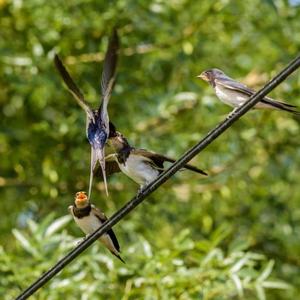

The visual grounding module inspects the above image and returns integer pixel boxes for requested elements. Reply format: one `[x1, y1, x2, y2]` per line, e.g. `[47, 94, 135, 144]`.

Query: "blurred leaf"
[45, 215, 72, 237]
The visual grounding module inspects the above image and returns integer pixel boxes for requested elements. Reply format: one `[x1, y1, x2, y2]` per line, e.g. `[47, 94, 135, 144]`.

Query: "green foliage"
[0, 0, 300, 299]
[0, 216, 291, 299]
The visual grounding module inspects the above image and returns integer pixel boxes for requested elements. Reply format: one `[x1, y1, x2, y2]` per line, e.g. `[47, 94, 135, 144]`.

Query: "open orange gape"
[75, 191, 88, 202]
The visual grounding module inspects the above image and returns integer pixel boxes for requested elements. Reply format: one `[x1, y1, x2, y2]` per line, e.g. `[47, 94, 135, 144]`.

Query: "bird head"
[74, 191, 89, 208]
[197, 69, 225, 86]
[108, 130, 130, 151]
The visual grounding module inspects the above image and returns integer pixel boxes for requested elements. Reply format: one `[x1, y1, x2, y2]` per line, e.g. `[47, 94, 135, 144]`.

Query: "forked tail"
[96, 148, 109, 196]
[89, 147, 109, 198]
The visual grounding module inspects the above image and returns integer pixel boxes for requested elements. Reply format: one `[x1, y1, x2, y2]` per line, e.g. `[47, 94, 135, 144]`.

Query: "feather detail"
[54, 54, 95, 122]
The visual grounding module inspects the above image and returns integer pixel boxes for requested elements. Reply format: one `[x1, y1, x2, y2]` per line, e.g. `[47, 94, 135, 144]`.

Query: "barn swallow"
[94, 124, 207, 194]
[69, 191, 125, 263]
[54, 29, 119, 197]
[198, 68, 300, 114]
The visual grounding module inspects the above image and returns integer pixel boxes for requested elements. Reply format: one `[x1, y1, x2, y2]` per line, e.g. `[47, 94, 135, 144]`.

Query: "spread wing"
[99, 28, 119, 117]
[93, 160, 121, 178]
[132, 149, 208, 175]
[54, 55, 94, 120]
[91, 206, 120, 252]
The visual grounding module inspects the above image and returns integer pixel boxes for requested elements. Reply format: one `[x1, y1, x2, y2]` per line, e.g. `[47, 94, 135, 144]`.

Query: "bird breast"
[74, 214, 116, 251]
[215, 85, 249, 107]
[118, 154, 160, 186]
[74, 213, 102, 235]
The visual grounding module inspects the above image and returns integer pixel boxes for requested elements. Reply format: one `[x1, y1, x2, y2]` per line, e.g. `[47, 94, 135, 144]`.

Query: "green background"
[1, 0, 300, 299]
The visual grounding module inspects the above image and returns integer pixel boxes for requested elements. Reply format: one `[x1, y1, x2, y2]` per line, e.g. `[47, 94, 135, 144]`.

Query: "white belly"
[119, 154, 160, 187]
[74, 214, 102, 235]
[215, 85, 249, 107]
[73, 214, 117, 253]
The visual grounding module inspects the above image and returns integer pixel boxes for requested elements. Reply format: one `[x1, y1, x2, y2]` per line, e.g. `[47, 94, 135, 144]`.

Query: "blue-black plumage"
[54, 29, 119, 197]
[87, 119, 108, 150]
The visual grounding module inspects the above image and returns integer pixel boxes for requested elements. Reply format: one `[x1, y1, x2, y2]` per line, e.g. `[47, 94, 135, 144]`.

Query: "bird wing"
[68, 205, 74, 216]
[216, 77, 299, 113]
[132, 149, 208, 175]
[131, 149, 165, 170]
[215, 77, 254, 97]
[99, 29, 119, 120]
[93, 160, 121, 178]
[54, 54, 94, 120]
[91, 205, 107, 221]
[91, 206, 121, 252]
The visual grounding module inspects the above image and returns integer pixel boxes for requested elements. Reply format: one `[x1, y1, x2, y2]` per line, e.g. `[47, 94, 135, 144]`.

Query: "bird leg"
[226, 106, 240, 120]
[76, 234, 91, 245]
[136, 187, 144, 197]
[136, 183, 150, 197]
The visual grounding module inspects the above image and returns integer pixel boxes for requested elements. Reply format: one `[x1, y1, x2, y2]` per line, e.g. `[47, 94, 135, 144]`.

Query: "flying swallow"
[54, 29, 119, 197]
[69, 191, 125, 263]
[198, 68, 300, 114]
[94, 124, 208, 194]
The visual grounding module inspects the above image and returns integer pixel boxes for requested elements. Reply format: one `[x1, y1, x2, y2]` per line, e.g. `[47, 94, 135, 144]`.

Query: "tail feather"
[261, 98, 300, 115]
[183, 164, 208, 176]
[96, 148, 109, 196]
[161, 155, 208, 176]
[88, 148, 97, 199]
[112, 252, 125, 263]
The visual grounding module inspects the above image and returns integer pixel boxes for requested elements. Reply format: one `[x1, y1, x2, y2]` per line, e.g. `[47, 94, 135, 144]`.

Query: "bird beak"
[75, 191, 88, 204]
[197, 73, 206, 80]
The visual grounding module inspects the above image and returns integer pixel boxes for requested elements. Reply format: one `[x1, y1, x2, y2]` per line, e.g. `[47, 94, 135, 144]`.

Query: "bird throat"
[73, 204, 92, 219]
[209, 78, 216, 88]
[116, 145, 131, 164]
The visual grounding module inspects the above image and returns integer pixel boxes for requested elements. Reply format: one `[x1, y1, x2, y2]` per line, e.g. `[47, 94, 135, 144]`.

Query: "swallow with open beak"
[198, 68, 300, 114]
[69, 191, 125, 263]
[54, 29, 119, 197]
[94, 123, 208, 194]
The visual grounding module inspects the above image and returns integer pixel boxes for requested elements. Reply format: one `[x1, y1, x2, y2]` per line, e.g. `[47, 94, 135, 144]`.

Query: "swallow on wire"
[54, 29, 119, 197]
[94, 123, 208, 194]
[69, 191, 125, 263]
[198, 68, 300, 115]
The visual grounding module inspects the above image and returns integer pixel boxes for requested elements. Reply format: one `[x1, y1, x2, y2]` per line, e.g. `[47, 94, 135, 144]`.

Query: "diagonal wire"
[16, 55, 300, 300]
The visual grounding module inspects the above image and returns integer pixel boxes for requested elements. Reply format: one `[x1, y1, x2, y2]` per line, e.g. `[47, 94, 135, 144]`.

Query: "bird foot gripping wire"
[136, 186, 146, 197]
[226, 106, 240, 120]
[76, 234, 91, 246]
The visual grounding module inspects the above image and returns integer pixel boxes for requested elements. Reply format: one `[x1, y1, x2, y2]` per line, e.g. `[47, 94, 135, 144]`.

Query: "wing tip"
[200, 170, 208, 176]
[114, 253, 126, 264]
[111, 27, 119, 47]
[293, 110, 300, 116]
[185, 164, 208, 176]
[54, 53, 62, 67]
[194, 168, 208, 176]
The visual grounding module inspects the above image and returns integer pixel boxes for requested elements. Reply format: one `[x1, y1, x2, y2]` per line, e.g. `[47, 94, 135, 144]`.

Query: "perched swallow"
[54, 29, 119, 197]
[94, 124, 208, 193]
[198, 68, 300, 114]
[69, 191, 125, 263]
